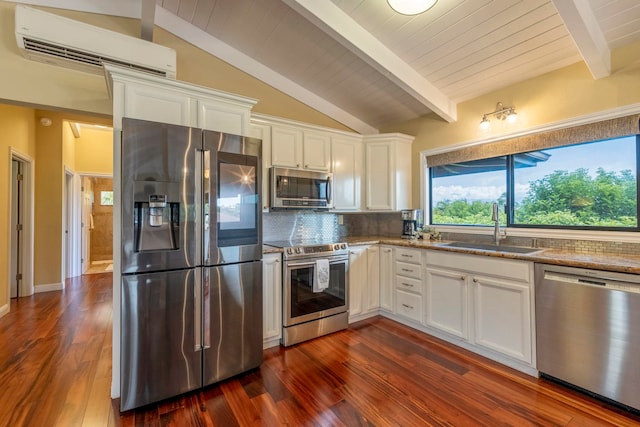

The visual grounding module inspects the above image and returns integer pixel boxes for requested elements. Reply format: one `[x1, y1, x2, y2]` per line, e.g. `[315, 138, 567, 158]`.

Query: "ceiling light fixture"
[387, 0, 437, 15]
[479, 102, 518, 129]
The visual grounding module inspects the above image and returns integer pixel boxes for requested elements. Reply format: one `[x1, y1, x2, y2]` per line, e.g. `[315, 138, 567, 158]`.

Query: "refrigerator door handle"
[194, 268, 202, 351]
[203, 267, 211, 349]
[200, 149, 211, 265]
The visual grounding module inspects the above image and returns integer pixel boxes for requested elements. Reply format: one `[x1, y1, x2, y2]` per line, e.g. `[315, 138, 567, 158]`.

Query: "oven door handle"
[286, 258, 347, 268]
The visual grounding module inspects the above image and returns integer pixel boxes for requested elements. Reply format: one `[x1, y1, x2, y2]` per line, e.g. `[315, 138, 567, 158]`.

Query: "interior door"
[10, 160, 22, 298]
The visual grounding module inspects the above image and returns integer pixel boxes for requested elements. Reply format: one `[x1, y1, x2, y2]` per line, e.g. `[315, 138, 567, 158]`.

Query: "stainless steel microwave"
[270, 167, 333, 210]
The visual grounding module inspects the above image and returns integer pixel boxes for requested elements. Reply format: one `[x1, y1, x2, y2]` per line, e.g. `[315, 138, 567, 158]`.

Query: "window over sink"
[428, 135, 639, 231]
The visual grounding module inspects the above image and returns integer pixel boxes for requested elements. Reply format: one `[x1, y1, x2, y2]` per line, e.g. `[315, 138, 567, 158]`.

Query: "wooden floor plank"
[2, 272, 640, 426]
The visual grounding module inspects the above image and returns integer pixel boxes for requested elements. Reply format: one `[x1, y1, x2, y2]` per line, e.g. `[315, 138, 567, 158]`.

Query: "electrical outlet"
[338, 215, 344, 225]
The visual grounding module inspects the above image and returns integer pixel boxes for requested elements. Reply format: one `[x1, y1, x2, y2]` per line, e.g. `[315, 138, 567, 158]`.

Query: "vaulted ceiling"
[11, 0, 640, 133]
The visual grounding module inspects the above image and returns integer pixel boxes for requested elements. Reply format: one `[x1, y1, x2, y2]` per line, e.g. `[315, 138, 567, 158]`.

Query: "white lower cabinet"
[349, 245, 380, 322]
[379, 246, 394, 312]
[393, 247, 423, 323]
[472, 274, 532, 363]
[262, 252, 282, 348]
[424, 267, 469, 340]
[425, 250, 534, 367]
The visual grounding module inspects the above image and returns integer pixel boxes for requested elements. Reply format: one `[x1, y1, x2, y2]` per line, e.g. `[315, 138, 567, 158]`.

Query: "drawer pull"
[401, 254, 412, 257]
[401, 268, 413, 272]
[402, 303, 414, 310]
[401, 282, 414, 287]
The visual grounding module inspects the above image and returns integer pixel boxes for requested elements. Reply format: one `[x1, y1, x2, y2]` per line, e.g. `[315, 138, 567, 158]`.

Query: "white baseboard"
[35, 282, 64, 293]
[0, 303, 9, 318]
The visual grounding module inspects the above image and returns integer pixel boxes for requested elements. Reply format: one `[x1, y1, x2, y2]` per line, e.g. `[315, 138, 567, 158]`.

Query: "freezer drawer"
[120, 269, 201, 411]
[203, 261, 263, 386]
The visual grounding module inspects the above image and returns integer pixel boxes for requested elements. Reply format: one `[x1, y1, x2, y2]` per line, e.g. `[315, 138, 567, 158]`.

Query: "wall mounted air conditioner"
[15, 5, 177, 79]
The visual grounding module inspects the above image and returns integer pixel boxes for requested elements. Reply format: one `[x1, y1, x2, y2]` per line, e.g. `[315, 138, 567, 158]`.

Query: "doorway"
[81, 176, 114, 275]
[9, 152, 34, 299]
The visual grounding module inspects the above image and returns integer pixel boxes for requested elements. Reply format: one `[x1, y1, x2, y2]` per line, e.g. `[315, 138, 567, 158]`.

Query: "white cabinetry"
[107, 65, 256, 134]
[364, 134, 413, 211]
[379, 246, 394, 312]
[331, 135, 363, 211]
[271, 125, 331, 171]
[348, 245, 380, 322]
[262, 252, 282, 349]
[394, 247, 423, 323]
[473, 275, 532, 363]
[424, 267, 469, 340]
[249, 123, 272, 211]
[425, 250, 534, 366]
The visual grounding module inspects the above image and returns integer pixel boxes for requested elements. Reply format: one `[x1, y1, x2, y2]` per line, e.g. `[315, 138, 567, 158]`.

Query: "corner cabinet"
[364, 134, 413, 211]
[262, 252, 282, 349]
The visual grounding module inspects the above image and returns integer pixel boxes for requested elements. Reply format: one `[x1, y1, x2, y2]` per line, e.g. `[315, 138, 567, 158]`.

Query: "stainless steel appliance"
[120, 118, 263, 411]
[535, 263, 640, 411]
[269, 167, 333, 210]
[266, 240, 349, 346]
[401, 209, 423, 238]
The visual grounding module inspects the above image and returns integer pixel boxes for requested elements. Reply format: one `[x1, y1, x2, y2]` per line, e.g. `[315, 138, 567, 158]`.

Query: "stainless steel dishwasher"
[535, 263, 640, 411]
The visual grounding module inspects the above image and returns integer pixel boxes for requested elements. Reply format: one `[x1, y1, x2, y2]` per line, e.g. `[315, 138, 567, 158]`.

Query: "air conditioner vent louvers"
[22, 37, 169, 78]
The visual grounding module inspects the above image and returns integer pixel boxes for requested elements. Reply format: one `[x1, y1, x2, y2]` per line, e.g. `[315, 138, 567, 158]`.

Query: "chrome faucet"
[492, 202, 506, 245]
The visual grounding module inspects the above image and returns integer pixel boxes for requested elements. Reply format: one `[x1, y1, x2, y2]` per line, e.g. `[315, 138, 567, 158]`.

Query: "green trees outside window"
[430, 136, 638, 230]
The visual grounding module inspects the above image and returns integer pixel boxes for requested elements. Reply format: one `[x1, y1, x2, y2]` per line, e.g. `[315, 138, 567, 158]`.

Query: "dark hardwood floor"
[1, 272, 640, 426]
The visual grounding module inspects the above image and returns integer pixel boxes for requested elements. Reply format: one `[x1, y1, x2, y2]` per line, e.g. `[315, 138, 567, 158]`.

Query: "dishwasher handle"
[544, 270, 640, 293]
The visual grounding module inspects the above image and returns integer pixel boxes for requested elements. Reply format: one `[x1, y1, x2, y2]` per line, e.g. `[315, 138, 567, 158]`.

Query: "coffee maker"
[401, 209, 424, 239]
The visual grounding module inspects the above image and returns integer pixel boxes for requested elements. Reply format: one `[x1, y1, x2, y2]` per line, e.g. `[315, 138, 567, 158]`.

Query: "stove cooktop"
[264, 239, 348, 258]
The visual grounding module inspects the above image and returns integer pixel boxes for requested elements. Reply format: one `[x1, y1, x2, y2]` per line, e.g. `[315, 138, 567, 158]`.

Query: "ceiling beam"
[551, 0, 610, 79]
[140, 0, 155, 41]
[282, 0, 457, 123]
[154, 7, 378, 134]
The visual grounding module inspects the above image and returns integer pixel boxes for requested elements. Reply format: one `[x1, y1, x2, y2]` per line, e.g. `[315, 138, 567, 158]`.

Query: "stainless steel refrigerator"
[119, 118, 263, 411]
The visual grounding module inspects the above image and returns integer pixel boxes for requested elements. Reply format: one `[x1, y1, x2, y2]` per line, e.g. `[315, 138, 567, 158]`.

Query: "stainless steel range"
[265, 240, 349, 346]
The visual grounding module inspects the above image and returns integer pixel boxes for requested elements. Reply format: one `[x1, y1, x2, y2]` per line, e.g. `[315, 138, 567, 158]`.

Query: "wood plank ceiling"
[153, 0, 640, 133]
[12, 0, 640, 133]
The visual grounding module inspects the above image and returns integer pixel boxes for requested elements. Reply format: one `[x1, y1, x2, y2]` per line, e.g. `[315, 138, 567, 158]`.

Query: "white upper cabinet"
[303, 131, 331, 171]
[271, 125, 303, 168]
[271, 124, 331, 171]
[364, 134, 413, 211]
[331, 135, 363, 211]
[106, 65, 257, 135]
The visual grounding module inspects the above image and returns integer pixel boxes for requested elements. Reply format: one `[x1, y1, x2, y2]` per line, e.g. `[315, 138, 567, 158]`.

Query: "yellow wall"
[74, 127, 113, 175]
[0, 104, 36, 310]
[382, 40, 640, 206]
[34, 110, 64, 287]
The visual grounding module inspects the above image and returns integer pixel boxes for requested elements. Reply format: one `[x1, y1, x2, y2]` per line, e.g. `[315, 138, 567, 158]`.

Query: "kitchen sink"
[437, 241, 542, 254]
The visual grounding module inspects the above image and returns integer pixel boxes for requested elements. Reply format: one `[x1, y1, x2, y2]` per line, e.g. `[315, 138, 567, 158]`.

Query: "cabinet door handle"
[460, 276, 465, 281]
[473, 278, 478, 283]
[275, 259, 280, 263]
[402, 303, 414, 310]
[297, 164, 300, 168]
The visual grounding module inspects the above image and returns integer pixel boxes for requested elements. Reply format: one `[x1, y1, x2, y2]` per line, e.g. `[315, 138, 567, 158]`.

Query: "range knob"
[340, 243, 347, 249]
[295, 247, 302, 254]
[333, 244, 340, 250]
[286, 248, 294, 255]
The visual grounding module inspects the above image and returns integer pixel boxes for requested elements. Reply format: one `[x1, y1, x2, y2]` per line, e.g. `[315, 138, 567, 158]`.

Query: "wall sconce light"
[387, 0, 437, 15]
[479, 102, 517, 130]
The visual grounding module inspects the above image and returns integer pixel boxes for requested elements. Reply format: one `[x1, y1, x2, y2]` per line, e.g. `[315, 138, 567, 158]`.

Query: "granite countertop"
[346, 236, 640, 275]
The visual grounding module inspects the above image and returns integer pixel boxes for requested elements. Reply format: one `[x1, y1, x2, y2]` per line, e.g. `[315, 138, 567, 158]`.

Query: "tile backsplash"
[262, 211, 404, 242]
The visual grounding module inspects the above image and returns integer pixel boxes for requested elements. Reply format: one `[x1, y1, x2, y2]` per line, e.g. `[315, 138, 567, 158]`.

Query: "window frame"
[428, 135, 640, 232]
